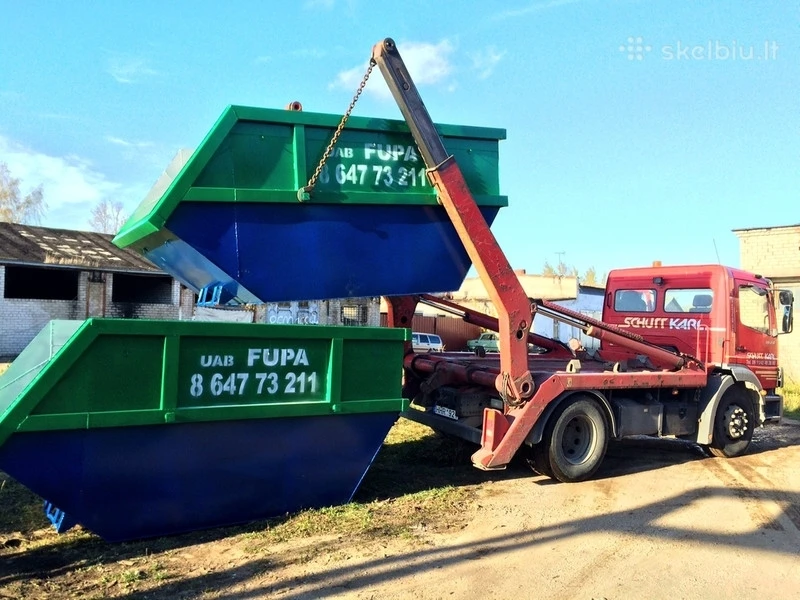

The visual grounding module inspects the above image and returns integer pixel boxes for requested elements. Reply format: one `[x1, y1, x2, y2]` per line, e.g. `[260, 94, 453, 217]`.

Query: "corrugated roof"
[0, 222, 160, 272]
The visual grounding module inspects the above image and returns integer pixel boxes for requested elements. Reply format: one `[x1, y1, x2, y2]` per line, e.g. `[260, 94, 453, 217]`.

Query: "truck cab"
[602, 264, 794, 419]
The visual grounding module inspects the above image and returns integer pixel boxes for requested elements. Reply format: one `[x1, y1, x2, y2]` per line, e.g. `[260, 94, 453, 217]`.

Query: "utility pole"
[555, 251, 566, 275]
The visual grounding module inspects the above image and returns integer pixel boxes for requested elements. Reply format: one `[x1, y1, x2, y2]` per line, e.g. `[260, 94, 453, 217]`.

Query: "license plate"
[433, 405, 458, 420]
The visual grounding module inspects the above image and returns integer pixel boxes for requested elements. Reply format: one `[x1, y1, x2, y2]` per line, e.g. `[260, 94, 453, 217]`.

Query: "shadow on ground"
[73, 486, 800, 599]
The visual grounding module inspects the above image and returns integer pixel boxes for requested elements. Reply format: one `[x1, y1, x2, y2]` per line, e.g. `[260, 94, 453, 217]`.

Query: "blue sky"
[0, 0, 797, 278]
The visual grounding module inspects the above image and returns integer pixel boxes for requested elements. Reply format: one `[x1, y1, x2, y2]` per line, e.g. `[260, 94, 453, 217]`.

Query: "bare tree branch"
[0, 162, 47, 224]
[88, 198, 128, 234]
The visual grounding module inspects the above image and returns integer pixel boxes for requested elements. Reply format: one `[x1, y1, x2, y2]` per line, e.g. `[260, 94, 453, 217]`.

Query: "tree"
[542, 260, 578, 278]
[89, 199, 128, 234]
[542, 261, 606, 286]
[582, 266, 599, 286]
[0, 162, 46, 225]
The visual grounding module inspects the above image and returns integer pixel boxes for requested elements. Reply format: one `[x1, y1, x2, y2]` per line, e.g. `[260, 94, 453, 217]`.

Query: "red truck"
[369, 38, 795, 482]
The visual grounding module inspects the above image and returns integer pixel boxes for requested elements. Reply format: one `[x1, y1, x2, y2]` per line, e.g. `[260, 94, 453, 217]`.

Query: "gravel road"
[270, 420, 800, 600]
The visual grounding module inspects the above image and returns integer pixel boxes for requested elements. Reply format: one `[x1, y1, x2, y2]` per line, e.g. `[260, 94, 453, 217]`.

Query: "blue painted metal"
[0, 413, 396, 542]
[197, 281, 239, 306]
[160, 203, 501, 302]
[43, 501, 76, 533]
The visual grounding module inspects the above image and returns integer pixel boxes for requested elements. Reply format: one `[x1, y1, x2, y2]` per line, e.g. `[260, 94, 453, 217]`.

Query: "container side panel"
[340, 339, 405, 403]
[191, 121, 500, 199]
[166, 203, 500, 301]
[32, 335, 166, 416]
[195, 122, 295, 190]
[0, 321, 83, 419]
[176, 336, 331, 408]
[0, 413, 398, 541]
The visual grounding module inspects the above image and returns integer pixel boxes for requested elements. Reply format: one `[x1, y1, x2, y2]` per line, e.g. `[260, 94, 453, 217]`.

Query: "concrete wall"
[735, 225, 800, 386]
[447, 272, 579, 318]
[531, 290, 604, 351]
[192, 299, 380, 327]
[322, 298, 381, 327]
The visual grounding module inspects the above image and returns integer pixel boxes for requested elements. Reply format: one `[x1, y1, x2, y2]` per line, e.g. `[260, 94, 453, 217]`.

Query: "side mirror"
[778, 289, 794, 334]
[783, 306, 794, 334]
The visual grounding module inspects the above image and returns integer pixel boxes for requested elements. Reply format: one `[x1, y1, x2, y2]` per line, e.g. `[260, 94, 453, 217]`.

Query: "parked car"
[467, 332, 546, 355]
[412, 332, 445, 353]
[467, 332, 500, 352]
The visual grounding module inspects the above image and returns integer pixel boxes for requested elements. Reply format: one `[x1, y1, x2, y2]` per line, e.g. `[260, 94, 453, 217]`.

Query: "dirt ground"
[2, 419, 800, 600]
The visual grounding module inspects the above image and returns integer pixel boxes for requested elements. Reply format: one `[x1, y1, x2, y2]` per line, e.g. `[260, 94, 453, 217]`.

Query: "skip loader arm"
[372, 38, 534, 405]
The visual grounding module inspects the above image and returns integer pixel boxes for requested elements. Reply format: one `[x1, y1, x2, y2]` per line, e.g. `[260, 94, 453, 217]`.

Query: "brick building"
[0, 222, 194, 357]
[0, 222, 380, 358]
[734, 223, 800, 385]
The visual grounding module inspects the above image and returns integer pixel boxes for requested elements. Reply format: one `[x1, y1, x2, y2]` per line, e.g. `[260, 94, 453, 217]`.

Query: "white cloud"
[106, 136, 154, 149]
[330, 39, 456, 99]
[106, 54, 159, 84]
[0, 135, 147, 232]
[470, 46, 506, 79]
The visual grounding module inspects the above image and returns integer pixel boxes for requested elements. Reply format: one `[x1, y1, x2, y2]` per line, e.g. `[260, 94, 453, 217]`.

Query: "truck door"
[730, 281, 779, 389]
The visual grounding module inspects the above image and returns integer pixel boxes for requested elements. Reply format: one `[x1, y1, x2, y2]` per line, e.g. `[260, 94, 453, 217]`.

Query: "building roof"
[732, 223, 800, 233]
[0, 222, 161, 273]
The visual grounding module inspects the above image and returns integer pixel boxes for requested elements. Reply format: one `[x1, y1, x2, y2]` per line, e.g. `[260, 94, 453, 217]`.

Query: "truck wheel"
[709, 388, 755, 458]
[527, 442, 554, 478]
[532, 396, 608, 483]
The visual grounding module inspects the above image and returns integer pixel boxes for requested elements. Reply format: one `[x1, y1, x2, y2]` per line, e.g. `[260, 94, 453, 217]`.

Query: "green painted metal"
[114, 105, 506, 249]
[0, 319, 409, 446]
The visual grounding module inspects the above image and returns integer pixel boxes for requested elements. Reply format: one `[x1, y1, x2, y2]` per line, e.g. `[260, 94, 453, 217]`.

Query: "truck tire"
[531, 396, 608, 483]
[709, 387, 755, 458]
[527, 442, 554, 478]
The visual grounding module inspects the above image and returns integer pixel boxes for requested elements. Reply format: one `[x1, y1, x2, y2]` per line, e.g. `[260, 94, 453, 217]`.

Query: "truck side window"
[613, 289, 654, 312]
[664, 288, 713, 313]
[738, 285, 769, 334]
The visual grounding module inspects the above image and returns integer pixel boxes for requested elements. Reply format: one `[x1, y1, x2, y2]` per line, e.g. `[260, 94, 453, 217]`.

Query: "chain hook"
[298, 59, 376, 202]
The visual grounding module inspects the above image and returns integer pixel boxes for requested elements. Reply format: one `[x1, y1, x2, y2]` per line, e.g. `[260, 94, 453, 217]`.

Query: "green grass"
[248, 418, 488, 549]
[783, 385, 800, 419]
[0, 473, 50, 533]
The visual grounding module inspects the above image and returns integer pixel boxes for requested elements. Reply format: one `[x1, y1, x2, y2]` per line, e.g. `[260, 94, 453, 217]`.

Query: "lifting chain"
[499, 371, 525, 409]
[299, 59, 376, 200]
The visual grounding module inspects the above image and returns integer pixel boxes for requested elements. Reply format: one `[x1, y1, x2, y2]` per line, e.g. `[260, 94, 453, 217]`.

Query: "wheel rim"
[560, 415, 597, 465]
[724, 404, 750, 440]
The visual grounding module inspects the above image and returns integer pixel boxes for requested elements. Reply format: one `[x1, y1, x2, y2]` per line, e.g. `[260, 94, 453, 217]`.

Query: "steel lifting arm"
[418, 294, 572, 356]
[372, 38, 534, 404]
